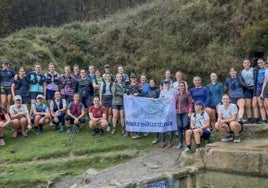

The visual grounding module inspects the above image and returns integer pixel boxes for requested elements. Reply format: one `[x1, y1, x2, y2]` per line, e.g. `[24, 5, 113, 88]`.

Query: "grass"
[0, 125, 156, 188]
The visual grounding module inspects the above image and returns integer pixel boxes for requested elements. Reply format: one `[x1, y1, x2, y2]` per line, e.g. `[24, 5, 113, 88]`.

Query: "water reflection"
[140, 171, 268, 188]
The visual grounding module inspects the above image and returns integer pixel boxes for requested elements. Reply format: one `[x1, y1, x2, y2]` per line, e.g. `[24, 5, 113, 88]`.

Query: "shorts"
[0, 86, 11, 95]
[244, 88, 254, 99]
[254, 90, 262, 97]
[102, 95, 113, 108]
[46, 89, 56, 100]
[112, 105, 123, 111]
[201, 130, 211, 139]
[230, 97, 243, 104]
[52, 112, 66, 123]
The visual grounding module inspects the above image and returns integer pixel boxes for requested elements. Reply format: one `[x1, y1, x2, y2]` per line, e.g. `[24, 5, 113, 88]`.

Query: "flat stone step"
[201, 139, 268, 176]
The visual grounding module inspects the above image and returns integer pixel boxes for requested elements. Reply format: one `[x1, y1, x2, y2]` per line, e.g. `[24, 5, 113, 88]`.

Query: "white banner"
[123, 96, 177, 132]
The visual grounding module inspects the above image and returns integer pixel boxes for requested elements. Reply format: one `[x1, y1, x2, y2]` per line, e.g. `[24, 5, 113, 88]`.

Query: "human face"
[19, 68, 26, 76]
[257, 59, 265, 68]
[179, 83, 185, 92]
[73, 66, 79, 74]
[140, 76, 146, 84]
[116, 74, 123, 83]
[118, 67, 124, 74]
[229, 68, 237, 78]
[164, 82, 171, 89]
[54, 92, 61, 100]
[49, 65, 55, 73]
[210, 73, 217, 83]
[95, 70, 100, 78]
[15, 99, 22, 107]
[105, 74, 111, 81]
[193, 77, 201, 87]
[175, 72, 182, 81]
[93, 98, 100, 106]
[194, 104, 202, 112]
[222, 95, 230, 106]
[149, 80, 155, 87]
[243, 60, 251, 70]
[35, 64, 41, 73]
[64, 66, 71, 74]
[80, 70, 86, 78]
[2, 63, 9, 69]
[88, 66, 95, 74]
[165, 71, 171, 79]
[73, 94, 80, 102]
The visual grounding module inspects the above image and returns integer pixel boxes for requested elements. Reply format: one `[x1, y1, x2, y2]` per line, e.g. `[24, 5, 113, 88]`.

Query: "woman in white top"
[215, 94, 242, 143]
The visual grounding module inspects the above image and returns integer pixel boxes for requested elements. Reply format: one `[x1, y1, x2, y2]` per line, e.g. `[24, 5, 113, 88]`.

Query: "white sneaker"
[234, 136, 241, 143]
[221, 135, 233, 142]
[106, 126, 111, 132]
[152, 137, 159, 144]
[184, 147, 191, 153]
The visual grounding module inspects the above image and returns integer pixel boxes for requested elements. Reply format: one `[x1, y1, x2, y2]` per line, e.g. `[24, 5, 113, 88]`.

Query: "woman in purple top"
[189, 76, 214, 129]
[225, 67, 245, 123]
[175, 82, 192, 149]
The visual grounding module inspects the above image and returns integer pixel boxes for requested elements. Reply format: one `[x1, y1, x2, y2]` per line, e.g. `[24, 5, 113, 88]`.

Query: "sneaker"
[66, 128, 71, 134]
[92, 129, 97, 136]
[21, 131, 28, 137]
[152, 137, 159, 144]
[106, 126, 111, 132]
[75, 127, 80, 133]
[176, 143, 183, 149]
[59, 125, 64, 132]
[143, 132, 149, 137]
[111, 128, 116, 135]
[35, 128, 41, 135]
[234, 135, 241, 143]
[160, 142, 166, 148]
[123, 132, 129, 138]
[55, 124, 59, 130]
[0, 139, 5, 146]
[184, 147, 191, 153]
[168, 142, 173, 148]
[12, 131, 18, 138]
[99, 129, 104, 135]
[121, 129, 125, 135]
[221, 135, 233, 142]
[132, 134, 142, 139]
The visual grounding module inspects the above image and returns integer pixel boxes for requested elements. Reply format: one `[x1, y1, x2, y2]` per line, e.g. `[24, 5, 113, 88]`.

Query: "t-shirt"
[10, 104, 29, 114]
[50, 99, 67, 115]
[218, 103, 238, 120]
[88, 105, 106, 118]
[191, 111, 210, 131]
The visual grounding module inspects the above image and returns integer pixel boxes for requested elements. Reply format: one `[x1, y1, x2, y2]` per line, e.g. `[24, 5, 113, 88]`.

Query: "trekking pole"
[65, 125, 76, 146]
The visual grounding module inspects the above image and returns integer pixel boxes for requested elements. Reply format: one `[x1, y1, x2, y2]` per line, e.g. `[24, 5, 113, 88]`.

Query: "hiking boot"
[111, 128, 116, 135]
[66, 128, 71, 134]
[152, 137, 159, 144]
[176, 143, 183, 149]
[121, 129, 125, 135]
[75, 127, 80, 133]
[21, 131, 28, 137]
[12, 131, 18, 138]
[221, 135, 233, 142]
[59, 125, 64, 132]
[234, 135, 241, 143]
[0, 139, 5, 146]
[99, 129, 104, 136]
[143, 132, 149, 137]
[183, 147, 191, 153]
[160, 142, 166, 148]
[123, 132, 129, 138]
[55, 124, 59, 130]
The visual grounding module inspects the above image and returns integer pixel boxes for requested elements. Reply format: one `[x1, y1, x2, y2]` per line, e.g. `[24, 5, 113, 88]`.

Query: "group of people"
[0, 58, 266, 152]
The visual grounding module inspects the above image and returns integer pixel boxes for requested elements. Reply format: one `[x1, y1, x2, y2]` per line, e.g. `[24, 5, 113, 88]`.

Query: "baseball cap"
[195, 101, 205, 107]
[104, 64, 110, 68]
[36, 94, 45, 99]
[130, 73, 136, 78]
[163, 79, 171, 83]
[14, 95, 22, 101]
[2, 59, 9, 65]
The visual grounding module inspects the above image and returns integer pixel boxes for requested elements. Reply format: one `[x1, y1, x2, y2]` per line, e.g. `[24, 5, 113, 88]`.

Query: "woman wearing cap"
[9, 95, 32, 137]
[184, 101, 210, 152]
[11, 67, 31, 104]
[31, 94, 50, 135]
[215, 94, 242, 143]
[0, 59, 16, 111]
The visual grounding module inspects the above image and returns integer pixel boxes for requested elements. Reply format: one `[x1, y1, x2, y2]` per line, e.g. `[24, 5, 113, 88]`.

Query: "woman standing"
[111, 73, 127, 135]
[175, 82, 193, 149]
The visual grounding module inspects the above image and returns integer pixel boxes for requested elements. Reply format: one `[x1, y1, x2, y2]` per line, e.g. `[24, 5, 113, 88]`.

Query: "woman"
[241, 59, 255, 124]
[11, 67, 31, 104]
[0, 59, 16, 110]
[111, 73, 127, 135]
[45, 63, 60, 104]
[0, 105, 11, 146]
[99, 73, 114, 131]
[206, 73, 224, 130]
[93, 69, 104, 97]
[215, 94, 242, 143]
[225, 67, 245, 124]
[175, 82, 192, 149]
[184, 101, 210, 152]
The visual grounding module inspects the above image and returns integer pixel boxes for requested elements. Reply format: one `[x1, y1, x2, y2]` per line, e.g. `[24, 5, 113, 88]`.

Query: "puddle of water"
[139, 171, 268, 188]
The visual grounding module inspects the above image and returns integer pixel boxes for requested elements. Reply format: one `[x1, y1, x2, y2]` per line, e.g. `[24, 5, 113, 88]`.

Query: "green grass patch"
[0, 125, 155, 187]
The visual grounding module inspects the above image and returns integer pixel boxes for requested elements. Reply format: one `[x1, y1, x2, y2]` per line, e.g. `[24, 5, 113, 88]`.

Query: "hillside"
[1, 0, 268, 84]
